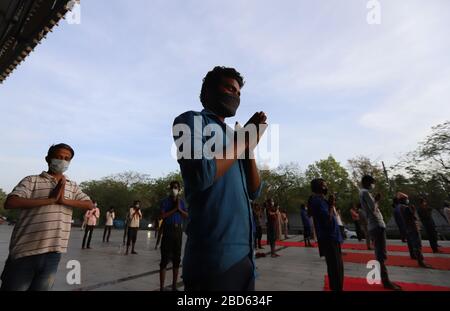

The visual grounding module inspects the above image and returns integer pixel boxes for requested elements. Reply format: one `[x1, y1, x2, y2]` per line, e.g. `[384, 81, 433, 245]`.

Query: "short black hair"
[47, 143, 75, 159]
[310, 178, 326, 193]
[200, 66, 245, 105]
[133, 200, 141, 205]
[361, 175, 375, 186]
[170, 180, 181, 189]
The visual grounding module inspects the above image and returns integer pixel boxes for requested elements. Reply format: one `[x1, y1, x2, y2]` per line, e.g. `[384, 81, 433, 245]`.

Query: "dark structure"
[0, 0, 74, 83]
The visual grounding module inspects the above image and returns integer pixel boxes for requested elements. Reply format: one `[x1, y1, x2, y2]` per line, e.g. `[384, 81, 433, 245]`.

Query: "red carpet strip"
[323, 275, 450, 291]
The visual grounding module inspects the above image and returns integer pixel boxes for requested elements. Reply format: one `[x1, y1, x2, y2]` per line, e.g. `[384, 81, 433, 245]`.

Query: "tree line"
[1, 121, 448, 225]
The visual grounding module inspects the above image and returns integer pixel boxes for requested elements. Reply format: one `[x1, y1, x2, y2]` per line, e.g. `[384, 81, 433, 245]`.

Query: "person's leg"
[103, 226, 107, 242]
[426, 225, 439, 252]
[373, 228, 401, 290]
[155, 227, 163, 249]
[29, 252, 61, 291]
[159, 233, 169, 290]
[355, 221, 362, 241]
[364, 228, 371, 249]
[413, 231, 429, 267]
[82, 225, 89, 249]
[406, 233, 416, 259]
[125, 228, 132, 254]
[257, 227, 263, 249]
[0, 256, 36, 291]
[172, 228, 183, 290]
[336, 243, 344, 291]
[131, 228, 138, 253]
[123, 225, 127, 245]
[323, 241, 341, 291]
[107, 226, 112, 242]
[87, 226, 93, 248]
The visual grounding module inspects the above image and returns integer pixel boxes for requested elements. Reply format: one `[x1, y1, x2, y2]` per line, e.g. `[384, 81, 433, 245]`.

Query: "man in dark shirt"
[300, 204, 313, 247]
[398, 193, 431, 268]
[172, 66, 266, 291]
[417, 198, 440, 253]
[159, 181, 188, 291]
[308, 178, 344, 291]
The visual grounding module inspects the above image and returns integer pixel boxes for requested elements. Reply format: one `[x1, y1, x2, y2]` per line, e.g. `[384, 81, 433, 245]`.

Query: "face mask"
[370, 184, 376, 190]
[49, 159, 70, 174]
[207, 92, 240, 118]
[172, 189, 179, 196]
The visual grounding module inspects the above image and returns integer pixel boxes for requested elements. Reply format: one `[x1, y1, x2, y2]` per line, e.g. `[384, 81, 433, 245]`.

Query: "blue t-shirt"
[309, 195, 343, 243]
[173, 109, 263, 281]
[160, 197, 187, 225]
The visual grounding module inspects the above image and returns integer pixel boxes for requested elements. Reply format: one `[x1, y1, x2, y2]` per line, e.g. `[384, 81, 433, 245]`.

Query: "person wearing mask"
[393, 197, 407, 243]
[350, 204, 363, 241]
[125, 200, 142, 255]
[280, 209, 289, 239]
[103, 207, 115, 243]
[172, 66, 265, 291]
[266, 198, 280, 257]
[300, 204, 313, 247]
[82, 200, 100, 249]
[360, 175, 401, 290]
[159, 181, 188, 291]
[398, 193, 431, 268]
[417, 198, 440, 253]
[1, 143, 93, 291]
[308, 178, 344, 291]
[275, 204, 283, 241]
[252, 203, 264, 250]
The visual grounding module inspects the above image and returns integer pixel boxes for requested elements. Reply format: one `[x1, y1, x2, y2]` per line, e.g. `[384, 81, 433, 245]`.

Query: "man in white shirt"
[82, 201, 100, 249]
[126, 201, 142, 255]
[1, 143, 93, 291]
[103, 207, 115, 243]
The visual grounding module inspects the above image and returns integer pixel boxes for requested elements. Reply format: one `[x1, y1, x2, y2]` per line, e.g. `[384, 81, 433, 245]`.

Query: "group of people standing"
[307, 173, 448, 292]
[252, 200, 289, 258]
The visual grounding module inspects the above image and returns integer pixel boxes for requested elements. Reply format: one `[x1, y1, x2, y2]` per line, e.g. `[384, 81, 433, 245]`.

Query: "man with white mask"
[360, 175, 401, 290]
[159, 180, 188, 291]
[0, 143, 94, 291]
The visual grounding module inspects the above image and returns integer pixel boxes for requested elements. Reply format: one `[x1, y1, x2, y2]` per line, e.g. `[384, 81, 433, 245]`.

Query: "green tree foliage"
[79, 171, 183, 224]
[394, 120, 450, 208]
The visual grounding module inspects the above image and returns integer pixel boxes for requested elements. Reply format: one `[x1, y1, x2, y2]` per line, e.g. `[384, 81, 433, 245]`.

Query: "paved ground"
[1, 225, 450, 291]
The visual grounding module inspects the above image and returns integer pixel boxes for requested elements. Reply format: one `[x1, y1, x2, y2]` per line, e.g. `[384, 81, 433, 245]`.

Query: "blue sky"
[1, 0, 449, 192]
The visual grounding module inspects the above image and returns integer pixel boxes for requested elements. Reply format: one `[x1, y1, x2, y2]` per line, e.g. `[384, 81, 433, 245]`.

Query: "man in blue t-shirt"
[308, 178, 344, 291]
[172, 66, 266, 291]
[159, 181, 188, 291]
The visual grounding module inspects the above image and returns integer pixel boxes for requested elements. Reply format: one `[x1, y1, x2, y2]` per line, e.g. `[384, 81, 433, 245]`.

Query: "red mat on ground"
[260, 240, 450, 254]
[323, 275, 450, 291]
[342, 252, 450, 271]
